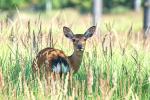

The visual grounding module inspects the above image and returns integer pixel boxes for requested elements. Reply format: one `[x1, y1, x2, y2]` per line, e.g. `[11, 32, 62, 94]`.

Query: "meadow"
[0, 9, 150, 100]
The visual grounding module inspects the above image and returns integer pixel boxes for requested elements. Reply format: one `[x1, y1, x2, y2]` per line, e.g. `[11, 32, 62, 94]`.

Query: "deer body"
[32, 26, 96, 77]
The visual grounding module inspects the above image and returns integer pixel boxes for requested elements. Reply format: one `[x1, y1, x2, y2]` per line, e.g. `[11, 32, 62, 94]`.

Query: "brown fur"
[32, 47, 69, 73]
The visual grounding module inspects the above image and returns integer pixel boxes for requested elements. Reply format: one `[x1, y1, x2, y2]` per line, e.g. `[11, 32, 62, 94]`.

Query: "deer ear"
[84, 26, 96, 38]
[63, 26, 74, 39]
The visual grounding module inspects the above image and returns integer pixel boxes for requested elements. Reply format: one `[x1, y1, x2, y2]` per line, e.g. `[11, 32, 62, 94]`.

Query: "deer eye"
[84, 38, 86, 41]
[72, 38, 76, 42]
[83, 38, 86, 41]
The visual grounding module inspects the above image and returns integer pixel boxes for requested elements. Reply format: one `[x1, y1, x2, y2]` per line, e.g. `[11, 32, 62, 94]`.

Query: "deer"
[32, 26, 96, 81]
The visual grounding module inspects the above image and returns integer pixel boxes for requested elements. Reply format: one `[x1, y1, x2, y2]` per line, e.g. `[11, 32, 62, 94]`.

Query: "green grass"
[0, 9, 150, 99]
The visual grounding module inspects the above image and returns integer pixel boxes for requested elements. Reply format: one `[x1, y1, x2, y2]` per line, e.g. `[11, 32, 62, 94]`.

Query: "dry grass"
[0, 9, 149, 99]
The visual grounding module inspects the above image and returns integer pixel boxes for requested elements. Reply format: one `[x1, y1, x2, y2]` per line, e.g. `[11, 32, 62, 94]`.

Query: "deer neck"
[68, 50, 84, 72]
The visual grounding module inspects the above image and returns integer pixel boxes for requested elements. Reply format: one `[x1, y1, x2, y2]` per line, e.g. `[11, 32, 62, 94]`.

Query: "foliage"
[0, 0, 27, 9]
[0, 0, 145, 13]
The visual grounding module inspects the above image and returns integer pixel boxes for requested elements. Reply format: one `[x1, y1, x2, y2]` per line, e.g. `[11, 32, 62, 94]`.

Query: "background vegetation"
[0, 10, 149, 99]
[0, 0, 150, 99]
[0, 0, 144, 13]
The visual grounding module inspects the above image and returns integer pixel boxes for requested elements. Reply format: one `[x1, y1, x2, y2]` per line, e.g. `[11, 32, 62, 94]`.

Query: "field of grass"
[0, 9, 150, 99]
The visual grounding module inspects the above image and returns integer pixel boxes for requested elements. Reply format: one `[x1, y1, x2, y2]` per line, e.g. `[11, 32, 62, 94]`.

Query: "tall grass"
[0, 10, 150, 99]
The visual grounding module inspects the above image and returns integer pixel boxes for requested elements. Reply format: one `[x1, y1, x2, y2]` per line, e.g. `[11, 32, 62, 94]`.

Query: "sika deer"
[32, 26, 96, 79]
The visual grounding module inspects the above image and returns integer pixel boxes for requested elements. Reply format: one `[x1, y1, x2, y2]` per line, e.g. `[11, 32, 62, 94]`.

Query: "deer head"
[63, 26, 96, 52]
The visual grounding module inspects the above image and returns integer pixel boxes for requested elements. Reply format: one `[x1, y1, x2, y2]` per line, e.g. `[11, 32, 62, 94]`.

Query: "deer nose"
[77, 44, 83, 50]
